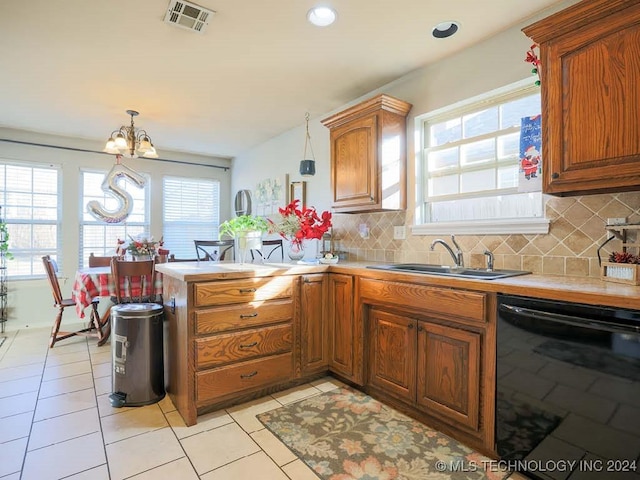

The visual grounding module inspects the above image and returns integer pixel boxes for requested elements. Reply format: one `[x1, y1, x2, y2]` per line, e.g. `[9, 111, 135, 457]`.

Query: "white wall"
[231, 0, 578, 229]
[0, 127, 231, 329]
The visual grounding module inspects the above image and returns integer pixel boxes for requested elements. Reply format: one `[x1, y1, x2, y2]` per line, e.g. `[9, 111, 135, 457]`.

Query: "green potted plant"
[219, 215, 269, 263]
[0, 220, 13, 260]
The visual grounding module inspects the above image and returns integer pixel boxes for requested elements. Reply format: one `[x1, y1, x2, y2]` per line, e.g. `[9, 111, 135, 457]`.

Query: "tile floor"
[0, 326, 526, 480]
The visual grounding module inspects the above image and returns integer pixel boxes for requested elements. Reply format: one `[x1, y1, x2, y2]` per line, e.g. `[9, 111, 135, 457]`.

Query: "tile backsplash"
[330, 192, 640, 278]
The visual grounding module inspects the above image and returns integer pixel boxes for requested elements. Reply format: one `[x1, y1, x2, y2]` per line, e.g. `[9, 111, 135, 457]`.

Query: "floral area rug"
[257, 387, 509, 480]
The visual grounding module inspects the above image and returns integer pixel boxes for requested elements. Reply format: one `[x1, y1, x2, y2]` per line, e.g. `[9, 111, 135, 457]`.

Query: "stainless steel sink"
[367, 263, 531, 280]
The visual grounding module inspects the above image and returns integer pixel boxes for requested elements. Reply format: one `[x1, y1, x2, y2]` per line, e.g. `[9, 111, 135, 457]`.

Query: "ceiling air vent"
[164, 0, 215, 33]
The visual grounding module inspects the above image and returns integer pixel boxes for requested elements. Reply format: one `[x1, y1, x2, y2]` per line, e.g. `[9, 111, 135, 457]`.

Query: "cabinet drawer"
[196, 352, 293, 404]
[194, 277, 293, 307]
[360, 278, 487, 324]
[196, 323, 292, 369]
[195, 299, 293, 334]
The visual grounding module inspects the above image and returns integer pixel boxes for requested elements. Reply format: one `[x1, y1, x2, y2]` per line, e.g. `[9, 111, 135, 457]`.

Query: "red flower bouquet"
[269, 199, 332, 247]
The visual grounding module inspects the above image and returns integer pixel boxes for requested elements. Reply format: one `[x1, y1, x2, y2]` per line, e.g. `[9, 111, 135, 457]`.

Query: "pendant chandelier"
[299, 112, 316, 177]
[104, 110, 159, 159]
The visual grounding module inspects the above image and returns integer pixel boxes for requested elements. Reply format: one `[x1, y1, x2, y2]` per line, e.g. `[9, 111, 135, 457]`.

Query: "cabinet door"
[300, 274, 328, 375]
[417, 322, 480, 431]
[527, 1, 640, 195]
[368, 308, 416, 402]
[330, 114, 378, 211]
[328, 274, 362, 383]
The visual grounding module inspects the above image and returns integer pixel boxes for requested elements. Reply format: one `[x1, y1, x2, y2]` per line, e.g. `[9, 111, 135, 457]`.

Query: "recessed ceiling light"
[307, 6, 337, 27]
[432, 21, 460, 39]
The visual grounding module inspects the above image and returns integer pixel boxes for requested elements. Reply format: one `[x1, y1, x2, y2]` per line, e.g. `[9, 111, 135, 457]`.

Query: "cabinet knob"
[418, 325, 423, 332]
[552, 172, 560, 179]
[240, 312, 258, 319]
[408, 323, 414, 329]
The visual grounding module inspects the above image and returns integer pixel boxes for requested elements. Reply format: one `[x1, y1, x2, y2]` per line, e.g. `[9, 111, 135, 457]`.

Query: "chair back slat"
[89, 253, 113, 267]
[168, 254, 198, 262]
[111, 257, 156, 304]
[194, 240, 235, 262]
[42, 255, 64, 305]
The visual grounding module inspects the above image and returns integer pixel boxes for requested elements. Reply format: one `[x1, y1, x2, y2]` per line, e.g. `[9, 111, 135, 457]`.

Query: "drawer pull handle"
[239, 342, 258, 349]
[240, 313, 258, 319]
[240, 371, 258, 379]
[239, 288, 256, 294]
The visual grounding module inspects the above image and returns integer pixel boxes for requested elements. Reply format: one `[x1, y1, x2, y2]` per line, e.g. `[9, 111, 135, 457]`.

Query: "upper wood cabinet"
[523, 0, 640, 195]
[321, 94, 412, 212]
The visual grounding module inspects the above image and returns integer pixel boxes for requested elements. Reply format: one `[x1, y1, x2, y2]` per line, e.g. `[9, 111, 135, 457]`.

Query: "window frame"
[413, 78, 549, 236]
[0, 159, 62, 279]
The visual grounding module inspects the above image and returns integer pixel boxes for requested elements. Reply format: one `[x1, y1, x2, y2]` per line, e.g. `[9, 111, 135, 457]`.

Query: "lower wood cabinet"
[328, 273, 363, 383]
[300, 273, 328, 376]
[360, 277, 495, 455]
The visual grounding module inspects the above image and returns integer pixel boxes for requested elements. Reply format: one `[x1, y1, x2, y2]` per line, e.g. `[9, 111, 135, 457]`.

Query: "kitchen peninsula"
[156, 260, 640, 455]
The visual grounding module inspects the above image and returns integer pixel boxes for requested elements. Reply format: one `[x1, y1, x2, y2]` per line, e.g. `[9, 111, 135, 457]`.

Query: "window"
[80, 170, 150, 267]
[0, 161, 61, 278]
[163, 176, 220, 258]
[415, 80, 548, 234]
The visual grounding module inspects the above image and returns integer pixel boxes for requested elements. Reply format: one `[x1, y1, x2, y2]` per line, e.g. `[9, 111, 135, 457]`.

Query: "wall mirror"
[234, 189, 253, 216]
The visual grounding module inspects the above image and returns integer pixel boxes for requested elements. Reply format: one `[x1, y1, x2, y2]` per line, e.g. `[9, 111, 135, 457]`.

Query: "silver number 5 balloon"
[87, 162, 147, 224]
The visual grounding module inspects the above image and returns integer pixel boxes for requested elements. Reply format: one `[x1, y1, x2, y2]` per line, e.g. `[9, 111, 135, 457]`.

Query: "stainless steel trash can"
[109, 303, 165, 407]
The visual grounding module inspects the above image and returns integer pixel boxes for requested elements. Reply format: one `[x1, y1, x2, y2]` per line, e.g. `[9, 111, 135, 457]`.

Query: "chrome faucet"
[484, 250, 494, 271]
[430, 235, 464, 268]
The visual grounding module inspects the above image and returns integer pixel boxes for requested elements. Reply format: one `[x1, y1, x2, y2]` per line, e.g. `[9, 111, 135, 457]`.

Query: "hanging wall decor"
[86, 155, 146, 223]
[525, 43, 541, 86]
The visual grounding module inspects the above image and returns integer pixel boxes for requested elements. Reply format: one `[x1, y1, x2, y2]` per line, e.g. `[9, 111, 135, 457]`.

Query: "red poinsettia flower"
[269, 199, 332, 246]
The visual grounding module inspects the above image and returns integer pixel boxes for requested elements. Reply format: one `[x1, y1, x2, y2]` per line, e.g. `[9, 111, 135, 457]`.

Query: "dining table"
[71, 266, 164, 319]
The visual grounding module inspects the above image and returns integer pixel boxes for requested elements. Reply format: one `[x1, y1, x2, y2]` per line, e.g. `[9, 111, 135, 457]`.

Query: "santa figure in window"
[521, 145, 540, 180]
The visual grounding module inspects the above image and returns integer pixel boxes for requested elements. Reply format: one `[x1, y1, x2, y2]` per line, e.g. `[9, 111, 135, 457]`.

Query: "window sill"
[411, 218, 550, 236]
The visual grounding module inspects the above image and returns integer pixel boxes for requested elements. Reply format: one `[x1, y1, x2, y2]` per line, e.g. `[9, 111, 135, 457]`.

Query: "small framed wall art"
[290, 181, 306, 208]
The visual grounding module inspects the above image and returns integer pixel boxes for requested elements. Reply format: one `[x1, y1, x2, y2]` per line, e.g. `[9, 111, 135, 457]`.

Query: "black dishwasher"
[496, 294, 640, 479]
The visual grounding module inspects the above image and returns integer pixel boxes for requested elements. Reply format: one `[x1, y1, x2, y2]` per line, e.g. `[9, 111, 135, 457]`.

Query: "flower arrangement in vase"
[269, 199, 332, 261]
[117, 235, 163, 260]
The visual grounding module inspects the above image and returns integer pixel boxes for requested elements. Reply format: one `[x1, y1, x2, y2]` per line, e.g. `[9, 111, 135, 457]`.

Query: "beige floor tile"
[0, 437, 28, 477]
[282, 459, 322, 480]
[309, 376, 346, 392]
[0, 363, 43, 383]
[180, 422, 260, 475]
[21, 431, 106, 480]
[0, 411, 33, 443]
[28, 407, 101, 451]
[92, 361, 111, 379]
[251, 428, 297, 466]
[90, 350, 112, 366]
[34, 387, 96, 421]
[38, 372, 94, 399]
[44, 349, 89, 367]
[66, 465, 110, 480]
[94, 374, 112, 396]
[0, 352, 47, 368]
[226, 396, 283, 433]
[0, 375, 41, 399]
[128, 457, 199, 480]
[201, 451, 289, 480]
[0, 390, 38, 418]
[167, 407, 234, 439]
[42, 359, 92, 381]
[96, 392, 135, 417]
[106, 427, 184, 480]
[101, 403, 168, 444]
[271, 384, 321, 405]
[157, 393, 176, 413]
[47, 338, 88, 355]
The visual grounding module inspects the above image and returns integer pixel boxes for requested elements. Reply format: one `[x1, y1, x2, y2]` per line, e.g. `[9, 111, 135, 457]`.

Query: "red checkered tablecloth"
[71, 266, 163, 318]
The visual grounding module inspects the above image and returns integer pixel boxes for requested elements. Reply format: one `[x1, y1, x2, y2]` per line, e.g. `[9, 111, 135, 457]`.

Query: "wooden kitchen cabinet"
[300, 273, 328, 376]
[163, 275, 296, 426]
[523, 0, 640, 195]
[321, 94, 412, 213]
[327, 273, 363, 384]
[359, 277, 495, 454]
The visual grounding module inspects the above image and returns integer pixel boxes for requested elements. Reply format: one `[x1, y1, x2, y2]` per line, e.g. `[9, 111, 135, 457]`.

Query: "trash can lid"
[112, 303, 164, 315]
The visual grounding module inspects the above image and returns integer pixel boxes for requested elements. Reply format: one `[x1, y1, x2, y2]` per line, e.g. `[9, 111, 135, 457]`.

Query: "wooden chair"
[168, 254, 198, 262]
[42, 255, 108, 348]
[194, 240, 235, 262]
[110, 257, 159, 304]
[88, 253, 113, 267]
[250, 239, 284, 262]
